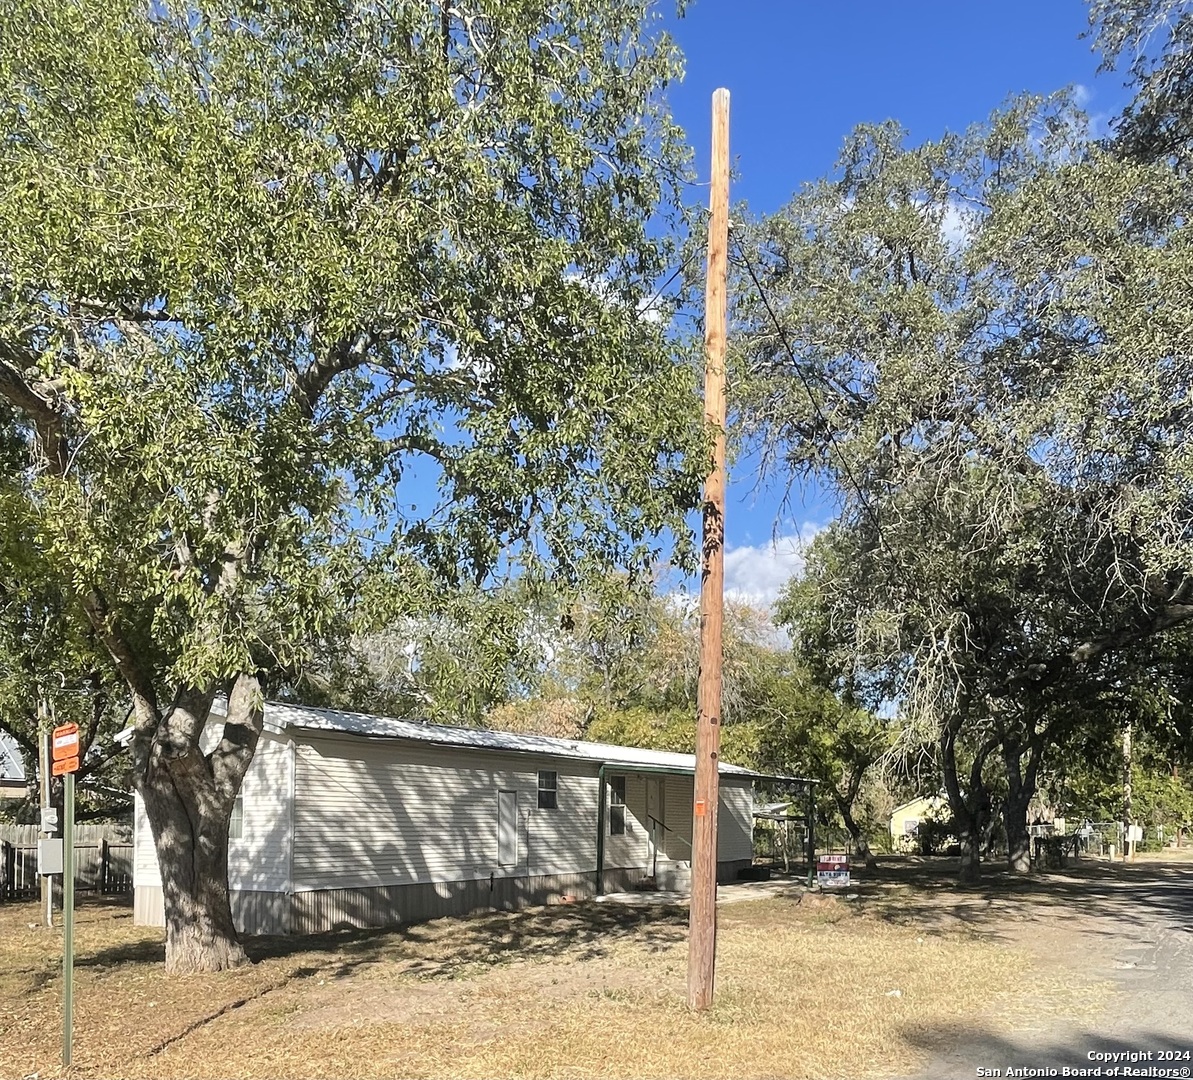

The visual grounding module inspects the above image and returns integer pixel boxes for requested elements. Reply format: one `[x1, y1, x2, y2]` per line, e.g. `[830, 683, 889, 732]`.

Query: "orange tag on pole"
[52, 756, 80, 776]
[694, 799, 707, 817]
[52, 724, 79, 761]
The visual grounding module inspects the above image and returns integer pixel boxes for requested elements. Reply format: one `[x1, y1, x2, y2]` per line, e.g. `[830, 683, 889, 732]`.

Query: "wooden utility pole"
[38, 702, 52, 927]
[1123, 717, 1134, 861]
[688, 86, 730, 1013]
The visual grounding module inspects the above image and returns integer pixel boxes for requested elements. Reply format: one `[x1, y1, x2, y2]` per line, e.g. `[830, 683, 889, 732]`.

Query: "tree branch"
[208, 674, 263, 801]
[292, 331, 374, 419]
[0, 346, 69, 472]
[79, 589, 159, 727]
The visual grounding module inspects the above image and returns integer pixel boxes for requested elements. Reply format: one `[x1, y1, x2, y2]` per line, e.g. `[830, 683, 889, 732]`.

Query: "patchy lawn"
[0, 881, 1094, 1080]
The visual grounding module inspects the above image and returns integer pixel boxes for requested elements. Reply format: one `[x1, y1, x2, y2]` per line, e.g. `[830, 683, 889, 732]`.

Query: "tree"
[732, 90, 1193, 880]
[536, 578, 893, 859]
[0, 475, 132, 823]
[296, 582, 551, 726]
[0, 0, 704, 972]
[771, 572, 896, 866]
[1089, 0, 1193, 166]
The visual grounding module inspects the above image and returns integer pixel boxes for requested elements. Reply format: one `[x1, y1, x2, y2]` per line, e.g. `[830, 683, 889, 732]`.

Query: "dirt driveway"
[876, 857, 1193, 1078]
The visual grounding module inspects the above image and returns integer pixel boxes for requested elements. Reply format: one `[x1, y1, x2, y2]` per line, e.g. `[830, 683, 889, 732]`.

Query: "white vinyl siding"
[290, 737, 613, 891]
[133, 724, 292, 894]
[134, 722, 756, 903]
[227, 731, 292, 892]
[650, 774, 753, 865]
[132, 792, 161, 889]
[718, 778, 755, 863]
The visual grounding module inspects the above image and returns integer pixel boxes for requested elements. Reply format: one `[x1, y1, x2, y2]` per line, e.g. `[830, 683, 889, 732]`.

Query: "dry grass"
[0, 888, 1093, 1080]
[1133, 848, 1193, 862]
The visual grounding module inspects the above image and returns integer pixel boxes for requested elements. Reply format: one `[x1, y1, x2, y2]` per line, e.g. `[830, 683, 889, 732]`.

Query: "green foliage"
[731, 78, 1193, 877]
[586, 703, 697, 753]
[525, 580, 892, 846]
[1089, 0, 1193, 166]
[0, 0, 707, 962]
[0, 0, 704, 709]
[0, 480, 130, 817]
[1056, 725, 1193, 829]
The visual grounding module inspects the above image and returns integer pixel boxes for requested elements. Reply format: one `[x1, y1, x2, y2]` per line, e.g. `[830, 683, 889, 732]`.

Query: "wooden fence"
[0, 823, 133, 902]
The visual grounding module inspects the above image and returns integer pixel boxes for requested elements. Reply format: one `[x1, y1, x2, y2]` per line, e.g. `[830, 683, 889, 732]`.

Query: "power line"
[730, 232, 889, 554]
[637, 246, 702, 321]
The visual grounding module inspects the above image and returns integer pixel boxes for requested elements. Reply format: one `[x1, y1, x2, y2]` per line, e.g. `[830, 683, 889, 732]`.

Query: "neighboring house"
[889, 795, 949, 851]
[0, 732, 26, 802]
[131, 701, 770, 936]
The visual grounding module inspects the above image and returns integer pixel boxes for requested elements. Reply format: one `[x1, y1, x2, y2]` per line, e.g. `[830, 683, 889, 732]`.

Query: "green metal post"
[63, 769, 74, 1068]
[595, 765, 607, 896]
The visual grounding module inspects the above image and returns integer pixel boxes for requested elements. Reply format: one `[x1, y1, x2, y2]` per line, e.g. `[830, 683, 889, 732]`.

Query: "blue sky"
[663, 0, 1130, 605]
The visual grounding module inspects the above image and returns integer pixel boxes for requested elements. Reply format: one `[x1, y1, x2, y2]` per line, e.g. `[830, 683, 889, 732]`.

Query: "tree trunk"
[142, 768, 247, 974]
[941, 720, 996, 885]
[1004, 793, 1032, 873]
[132, 676, 263, 974]
[1002, 735, 1033, 874]
[957, 822, 982, 883]
[837, 797, 877, 870]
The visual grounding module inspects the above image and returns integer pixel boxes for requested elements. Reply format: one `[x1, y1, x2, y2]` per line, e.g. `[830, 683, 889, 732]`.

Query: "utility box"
[38, 838, 64, 876]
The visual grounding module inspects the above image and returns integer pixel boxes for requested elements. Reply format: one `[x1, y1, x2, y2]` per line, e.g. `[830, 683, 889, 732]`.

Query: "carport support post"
[688, 85, 730, 1014]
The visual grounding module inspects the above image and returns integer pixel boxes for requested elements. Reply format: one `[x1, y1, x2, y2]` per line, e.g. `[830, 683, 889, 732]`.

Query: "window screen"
[538, 770, 558, 810]
[609, 775, 626, 836]
[228, 795, 244, 841]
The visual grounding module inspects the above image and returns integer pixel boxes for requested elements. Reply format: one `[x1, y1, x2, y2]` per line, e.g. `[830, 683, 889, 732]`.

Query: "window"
[609, 776, 626, 836]
[537, 770, 558, 810]
[903, 818, 919, 837]
[229, 795, 244, 841]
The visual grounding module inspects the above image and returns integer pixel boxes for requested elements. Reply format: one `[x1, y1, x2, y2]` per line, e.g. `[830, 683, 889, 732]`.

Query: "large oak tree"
[0, 0, 704, 971]
[731, 84, 1193, 878]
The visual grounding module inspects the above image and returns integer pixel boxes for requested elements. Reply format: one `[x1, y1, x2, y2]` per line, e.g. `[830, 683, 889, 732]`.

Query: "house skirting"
[134, 867, 651, 936]
[133, 860, 752, 936]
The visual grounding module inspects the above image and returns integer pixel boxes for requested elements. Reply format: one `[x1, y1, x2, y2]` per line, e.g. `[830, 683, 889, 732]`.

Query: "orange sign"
[51, 724, 79, 761]
[52, 756, 79, 776]
[694, 799, 708, 817]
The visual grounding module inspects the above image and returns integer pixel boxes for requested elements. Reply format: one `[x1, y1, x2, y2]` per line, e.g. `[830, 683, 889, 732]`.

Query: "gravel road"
[899, 861, 1193, 1079]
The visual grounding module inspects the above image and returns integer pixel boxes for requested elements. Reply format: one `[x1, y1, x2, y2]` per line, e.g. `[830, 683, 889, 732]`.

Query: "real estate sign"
[817, 853, 850, 889]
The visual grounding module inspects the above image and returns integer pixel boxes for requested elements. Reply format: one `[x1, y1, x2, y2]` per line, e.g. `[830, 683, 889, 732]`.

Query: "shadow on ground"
[243, 899, 690, 980]
[841, 857, 1193, 944]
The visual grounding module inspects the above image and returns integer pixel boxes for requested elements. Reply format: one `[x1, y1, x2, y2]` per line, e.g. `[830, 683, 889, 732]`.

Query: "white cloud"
[722, 525, 822, 607]
[939, 200, 973, 252]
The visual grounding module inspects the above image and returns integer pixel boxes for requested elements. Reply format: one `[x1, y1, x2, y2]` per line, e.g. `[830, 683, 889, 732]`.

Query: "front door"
[646, 778, 664, 873]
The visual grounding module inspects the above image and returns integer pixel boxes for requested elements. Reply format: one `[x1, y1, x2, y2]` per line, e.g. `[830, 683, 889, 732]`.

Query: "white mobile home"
[132, 701, 764, 935]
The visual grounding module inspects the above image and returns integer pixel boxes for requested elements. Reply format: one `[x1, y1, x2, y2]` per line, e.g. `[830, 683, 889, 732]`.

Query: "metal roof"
[258, 700, 765, 777]
[0, 732, 25, 780]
